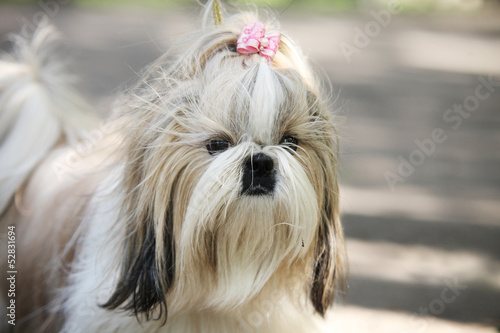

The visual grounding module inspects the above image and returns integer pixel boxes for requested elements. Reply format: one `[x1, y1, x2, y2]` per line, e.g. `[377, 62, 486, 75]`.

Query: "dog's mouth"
[242, 183, 274, 196]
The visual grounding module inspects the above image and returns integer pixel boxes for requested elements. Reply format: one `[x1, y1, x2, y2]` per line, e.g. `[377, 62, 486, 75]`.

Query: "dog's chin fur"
[0, 5, 346, 333]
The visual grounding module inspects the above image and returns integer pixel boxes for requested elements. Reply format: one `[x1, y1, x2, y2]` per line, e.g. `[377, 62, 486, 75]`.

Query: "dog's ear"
[309, 141, 346, 316]
[310, 187, 346, 316]
[101, 207, 175, 323]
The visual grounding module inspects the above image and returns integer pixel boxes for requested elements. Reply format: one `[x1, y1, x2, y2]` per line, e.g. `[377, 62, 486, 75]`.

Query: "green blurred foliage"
[0, 0, 487, 13]
[0, 0, 359, 12]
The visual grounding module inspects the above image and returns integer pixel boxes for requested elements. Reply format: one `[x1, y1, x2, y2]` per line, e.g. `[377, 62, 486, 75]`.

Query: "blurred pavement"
[1, 3, 499, 332]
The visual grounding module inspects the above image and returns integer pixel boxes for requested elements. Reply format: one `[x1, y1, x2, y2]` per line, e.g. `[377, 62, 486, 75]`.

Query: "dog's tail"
[0, 24, 97, 214]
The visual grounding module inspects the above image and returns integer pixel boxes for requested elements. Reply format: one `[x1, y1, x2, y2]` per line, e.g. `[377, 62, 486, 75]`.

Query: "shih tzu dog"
[0, 2, 346, 332]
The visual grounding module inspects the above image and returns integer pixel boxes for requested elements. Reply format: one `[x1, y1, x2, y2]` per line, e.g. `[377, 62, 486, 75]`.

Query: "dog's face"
[103, 19, 345, 321]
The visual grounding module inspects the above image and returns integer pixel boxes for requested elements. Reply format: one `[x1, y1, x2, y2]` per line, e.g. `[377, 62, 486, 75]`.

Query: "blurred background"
[1, 0, 499, 332]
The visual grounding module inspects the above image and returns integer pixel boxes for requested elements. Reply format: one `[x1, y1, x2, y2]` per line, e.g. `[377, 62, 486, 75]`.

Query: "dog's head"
[102, 11, 345, 322]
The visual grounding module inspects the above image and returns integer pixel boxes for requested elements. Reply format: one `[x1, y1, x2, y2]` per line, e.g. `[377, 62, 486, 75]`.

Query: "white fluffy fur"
[0, 3, 345, 333]
[0, 24, 96, 213]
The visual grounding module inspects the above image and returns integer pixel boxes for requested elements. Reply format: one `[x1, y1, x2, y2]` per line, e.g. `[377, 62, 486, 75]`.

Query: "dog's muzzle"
[241, 153, 276, 196]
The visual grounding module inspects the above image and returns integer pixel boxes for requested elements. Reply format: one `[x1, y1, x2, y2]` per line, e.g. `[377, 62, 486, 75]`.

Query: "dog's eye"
[281, 136, 298, 152]
[207, 140, 230, 155]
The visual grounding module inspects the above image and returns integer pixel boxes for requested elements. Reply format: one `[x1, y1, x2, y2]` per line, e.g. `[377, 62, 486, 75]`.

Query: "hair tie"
[237, 22, 281, 62]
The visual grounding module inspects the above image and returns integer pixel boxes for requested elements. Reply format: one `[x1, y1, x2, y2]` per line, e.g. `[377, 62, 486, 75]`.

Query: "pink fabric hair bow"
[237, 22, 281, 62]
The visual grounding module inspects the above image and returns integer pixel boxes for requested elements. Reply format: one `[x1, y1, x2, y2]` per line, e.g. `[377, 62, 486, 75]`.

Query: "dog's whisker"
[269, 222, 305, 231]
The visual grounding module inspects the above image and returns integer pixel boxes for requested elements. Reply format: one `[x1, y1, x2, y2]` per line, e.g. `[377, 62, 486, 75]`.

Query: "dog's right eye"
[207, 140, 230, 155]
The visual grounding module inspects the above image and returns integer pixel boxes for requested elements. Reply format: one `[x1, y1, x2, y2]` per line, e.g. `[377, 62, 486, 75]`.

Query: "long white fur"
[0, 24, 96, 213]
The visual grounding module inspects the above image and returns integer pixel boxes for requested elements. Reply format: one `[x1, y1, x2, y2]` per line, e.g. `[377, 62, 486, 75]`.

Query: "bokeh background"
[1, 0, 499, 332]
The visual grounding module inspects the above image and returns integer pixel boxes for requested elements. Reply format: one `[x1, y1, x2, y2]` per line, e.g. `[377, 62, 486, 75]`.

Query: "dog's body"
[1, 6, 345, 333]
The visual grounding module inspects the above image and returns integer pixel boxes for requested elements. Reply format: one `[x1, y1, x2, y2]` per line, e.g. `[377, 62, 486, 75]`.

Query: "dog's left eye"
[207, 140, 230, 155]
[281, 136, 299, 151]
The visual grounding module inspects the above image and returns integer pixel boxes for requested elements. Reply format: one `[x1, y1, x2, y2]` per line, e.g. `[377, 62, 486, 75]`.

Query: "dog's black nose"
[246, 153, 274, 177]
[241, 153, 276, 196]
